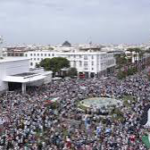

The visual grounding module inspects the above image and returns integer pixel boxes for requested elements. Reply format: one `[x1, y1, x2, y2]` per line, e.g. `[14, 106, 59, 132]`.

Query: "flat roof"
[3, 74, 45, 83]
[3, 71, 52, 83]
[0, 57, 29, 63]
[12, 72, 36, 77]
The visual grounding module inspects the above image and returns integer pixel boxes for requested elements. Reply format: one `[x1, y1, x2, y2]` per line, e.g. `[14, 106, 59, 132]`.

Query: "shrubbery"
[117, 67, 138, 79]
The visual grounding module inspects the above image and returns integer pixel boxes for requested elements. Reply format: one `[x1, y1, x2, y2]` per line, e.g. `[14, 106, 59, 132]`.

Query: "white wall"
[0, 58, 29, 91]
[24, 51, 116, 75]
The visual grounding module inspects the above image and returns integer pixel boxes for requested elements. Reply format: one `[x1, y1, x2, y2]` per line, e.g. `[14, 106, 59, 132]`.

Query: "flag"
[142, 134, 150, 149]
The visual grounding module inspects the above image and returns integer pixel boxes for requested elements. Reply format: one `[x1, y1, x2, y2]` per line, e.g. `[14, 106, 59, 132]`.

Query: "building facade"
[0, 57, 52, 93]
[24, 50, 116, 77]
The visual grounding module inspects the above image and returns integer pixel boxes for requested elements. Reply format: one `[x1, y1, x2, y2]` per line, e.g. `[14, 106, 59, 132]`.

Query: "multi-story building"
[24, 50, 116, 78]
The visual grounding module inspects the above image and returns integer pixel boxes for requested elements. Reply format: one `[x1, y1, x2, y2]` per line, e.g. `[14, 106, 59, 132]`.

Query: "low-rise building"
[0, 57, 52, 93]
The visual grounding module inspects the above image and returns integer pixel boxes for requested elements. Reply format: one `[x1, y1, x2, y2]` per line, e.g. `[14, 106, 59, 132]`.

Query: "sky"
[0, 0, 150, 45]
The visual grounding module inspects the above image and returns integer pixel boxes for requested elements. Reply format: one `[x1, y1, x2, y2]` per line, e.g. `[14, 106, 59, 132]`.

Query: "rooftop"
[12, 72, 36, 77]
[0, 57, 29, 63]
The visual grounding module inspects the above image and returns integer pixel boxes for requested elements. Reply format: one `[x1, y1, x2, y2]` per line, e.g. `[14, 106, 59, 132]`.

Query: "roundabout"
[79, 97, 122, 110]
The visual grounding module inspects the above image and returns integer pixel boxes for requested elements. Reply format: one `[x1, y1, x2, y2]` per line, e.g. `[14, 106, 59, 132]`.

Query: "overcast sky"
[0, 0, 150, 45]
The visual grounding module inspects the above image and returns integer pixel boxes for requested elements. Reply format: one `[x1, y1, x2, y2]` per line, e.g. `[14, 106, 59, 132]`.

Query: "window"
[45, 54, 47, 57]
[41, 54, 43, 56]
[30, 62, 33, 66]
[92, 55, 94, 59]
[92, 61, 94, 66]
[73, 61, 76, 67]
[84, 61, 88, 67]
[84, 55, 88, 60]
[34, 54, 36, 56]
[37, 53, 39, 56]
[48, 54, 50, 57]
[52, 54, 54, 56]
[30, 53, 32, 56]
[79, 61, 82, 67]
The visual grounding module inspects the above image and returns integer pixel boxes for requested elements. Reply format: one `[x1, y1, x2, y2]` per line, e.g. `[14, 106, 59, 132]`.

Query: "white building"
[24, 50, 116, 78]
[0, 57, 52, 93]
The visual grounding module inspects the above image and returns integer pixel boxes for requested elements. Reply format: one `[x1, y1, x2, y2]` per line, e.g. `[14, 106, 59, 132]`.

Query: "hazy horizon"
[0, 0, 150, 45]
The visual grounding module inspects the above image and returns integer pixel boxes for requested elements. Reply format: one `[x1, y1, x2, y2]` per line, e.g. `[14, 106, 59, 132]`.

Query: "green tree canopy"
[114, 54, 127, 66]
[49, 57, 70, 73]
[127, 48, 142, 53]
[40, 57, 70, 75]
[40, 58, 51, 70]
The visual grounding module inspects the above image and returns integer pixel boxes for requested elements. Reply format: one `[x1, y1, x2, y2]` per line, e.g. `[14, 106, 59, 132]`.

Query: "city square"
[0, 0, 150, 149]
[0, 67, 150, 149]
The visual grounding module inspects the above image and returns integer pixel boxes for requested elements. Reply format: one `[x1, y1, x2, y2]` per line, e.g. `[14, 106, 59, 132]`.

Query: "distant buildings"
[3, 41, 150, 79]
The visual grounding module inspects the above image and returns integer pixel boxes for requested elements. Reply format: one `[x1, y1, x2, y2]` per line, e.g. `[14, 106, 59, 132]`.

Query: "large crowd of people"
[0, 68, 150, 150]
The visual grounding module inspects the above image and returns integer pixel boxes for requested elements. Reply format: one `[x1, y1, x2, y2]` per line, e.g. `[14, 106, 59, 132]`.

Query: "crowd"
[0, 68, 150, 149]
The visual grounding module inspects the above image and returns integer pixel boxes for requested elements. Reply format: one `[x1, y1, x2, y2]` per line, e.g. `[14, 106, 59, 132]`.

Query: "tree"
[68, 67, 77, 77]
[39, 57, 70, 75]
[49, 57, 70, 75]
[114, 54, 128, 70]
[40, 58, 51, 70]
[117, 70, 126, 80]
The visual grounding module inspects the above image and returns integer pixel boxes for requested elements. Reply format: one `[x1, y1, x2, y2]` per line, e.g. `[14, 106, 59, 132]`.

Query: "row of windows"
[8, 53, 24, 56]
[84, 68, 94, 70]
[70, 61, 95, 70]
[26, 53, 96, 59]
[27, 53, 55, 57]
[30, 58, 95, 66]
[31, 58, 43, 61]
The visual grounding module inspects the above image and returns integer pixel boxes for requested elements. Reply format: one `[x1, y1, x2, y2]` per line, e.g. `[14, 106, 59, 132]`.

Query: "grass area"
[77, 102, 88, 111]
